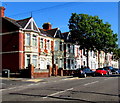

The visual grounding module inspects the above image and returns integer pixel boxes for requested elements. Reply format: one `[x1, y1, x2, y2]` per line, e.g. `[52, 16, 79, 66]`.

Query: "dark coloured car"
[111, 68, 119, 74]
[73, 67, 95, 78]
[104, 66, 113, 75]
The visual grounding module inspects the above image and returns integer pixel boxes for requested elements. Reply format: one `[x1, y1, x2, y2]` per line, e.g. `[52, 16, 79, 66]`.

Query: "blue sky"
[3, 2, 118, 33]
[2, 2, 119, 46]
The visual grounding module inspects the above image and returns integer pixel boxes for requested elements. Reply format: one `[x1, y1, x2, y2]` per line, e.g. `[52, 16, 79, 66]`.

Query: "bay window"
[32, 35, 37, 46]
[26, 54, 30, 68]
[32, 55, 37, 67]
[26, 33, 30, 46]
[40, 38, 44, 49]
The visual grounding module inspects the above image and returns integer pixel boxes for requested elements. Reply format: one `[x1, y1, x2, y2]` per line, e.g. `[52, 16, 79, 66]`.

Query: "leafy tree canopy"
[68, 13, 118, 52]
[112, 48, 120, 60]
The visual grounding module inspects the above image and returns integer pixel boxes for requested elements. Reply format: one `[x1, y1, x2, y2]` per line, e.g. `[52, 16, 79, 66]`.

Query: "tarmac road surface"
[1, 75, 120, 103]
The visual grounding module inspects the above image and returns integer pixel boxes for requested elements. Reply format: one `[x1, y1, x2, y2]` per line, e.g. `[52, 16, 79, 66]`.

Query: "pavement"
[0, 76, 80, 83]
[1, 74, 119, 83]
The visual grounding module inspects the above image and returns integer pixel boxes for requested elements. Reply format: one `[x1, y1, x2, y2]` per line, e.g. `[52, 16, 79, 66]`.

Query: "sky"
[1, 2, 119, 47]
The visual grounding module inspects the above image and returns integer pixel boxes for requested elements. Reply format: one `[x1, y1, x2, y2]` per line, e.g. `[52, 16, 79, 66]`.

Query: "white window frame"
[32, 34, 37, 47]
[25, 33, 31, 46]
[25, 54, 30, 68]
[32, 55, 37, 68]
[46, 40, 50, 50]
[55, 40, 59, 51]
[40, 38, 44, 49]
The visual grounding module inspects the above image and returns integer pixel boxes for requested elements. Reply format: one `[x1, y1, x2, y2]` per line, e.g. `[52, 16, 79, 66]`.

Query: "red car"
[95, 68, 108, 76]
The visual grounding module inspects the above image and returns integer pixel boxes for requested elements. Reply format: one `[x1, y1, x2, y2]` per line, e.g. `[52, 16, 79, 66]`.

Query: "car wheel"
[106, 72, 108, 75]
[101, 73, 104, 76]
[93, 73, 96, 77]
[83, 73, 87, 78]
[116, 72, 118, 74]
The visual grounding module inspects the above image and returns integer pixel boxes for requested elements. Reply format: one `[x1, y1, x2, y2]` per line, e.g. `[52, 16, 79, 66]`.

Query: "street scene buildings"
[1, 6, 119, 78]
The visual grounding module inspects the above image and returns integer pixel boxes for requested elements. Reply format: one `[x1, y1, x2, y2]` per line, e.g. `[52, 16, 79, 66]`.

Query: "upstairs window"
[26, 33, 30, 46]
[40, 38, 44, 49]
[46, 40, 50, 50]
[70, 45, 74, 53]
[60, 42, 63, 51]
[32, 35, 37, 46]
[55, 41, 59, 51]
[67, 44, 70, 53]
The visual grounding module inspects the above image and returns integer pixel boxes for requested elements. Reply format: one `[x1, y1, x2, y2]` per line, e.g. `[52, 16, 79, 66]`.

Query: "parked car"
[103, 66, 113, 75]
[111, 68, 120, 74]
[82, 67, 95, 77]
[73, 67, 95, 78]
[118, 69, 120, 74]
[95, 68, 108, 76]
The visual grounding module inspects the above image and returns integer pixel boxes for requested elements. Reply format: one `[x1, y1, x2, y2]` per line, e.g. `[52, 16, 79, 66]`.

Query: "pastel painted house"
[39, 23, 64, 76]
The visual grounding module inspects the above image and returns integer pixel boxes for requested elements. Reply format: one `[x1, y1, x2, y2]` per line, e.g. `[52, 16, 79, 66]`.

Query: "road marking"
[62, 77, 85, 81]
[25, 79, 43, 82]
[104, 78, 112, 80]
[43, 88, 73, 99]
[84, 81, 99, 86]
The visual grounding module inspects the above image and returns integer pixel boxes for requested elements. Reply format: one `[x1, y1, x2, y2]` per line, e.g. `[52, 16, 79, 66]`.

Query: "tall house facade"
[1, 6, 119, 78]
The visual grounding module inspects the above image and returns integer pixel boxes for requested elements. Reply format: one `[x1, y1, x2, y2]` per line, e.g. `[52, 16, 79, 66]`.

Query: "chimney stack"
[0, 6, 5, 17]
[42, 22, 52, 30]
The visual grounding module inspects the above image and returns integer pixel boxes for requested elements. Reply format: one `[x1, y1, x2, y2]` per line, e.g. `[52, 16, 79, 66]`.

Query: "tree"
[68, 13, 118, 67]
[112, 48, 120, 60]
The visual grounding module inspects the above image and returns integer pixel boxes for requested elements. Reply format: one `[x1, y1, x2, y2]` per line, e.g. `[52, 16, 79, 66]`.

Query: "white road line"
[104, 78, 112, 80]
[84, 81, 99, 86]
[43, 88, 73, 99]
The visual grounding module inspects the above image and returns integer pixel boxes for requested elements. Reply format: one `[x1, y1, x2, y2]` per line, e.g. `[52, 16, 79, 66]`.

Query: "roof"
[4, 17, 22, 28]
[62, 32, 73, 42]
[3, 16, 64, 40]
[46, 28, 58, 37]
[3, 16, 40, 33]
[16, 17, 32, 28]
[3, 17, 32, 29]
[39, 28, 53, 37]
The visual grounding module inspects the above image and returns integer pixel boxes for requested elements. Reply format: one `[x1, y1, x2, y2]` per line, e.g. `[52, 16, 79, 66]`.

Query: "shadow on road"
[70, 90, 119, 97]
[95, 74, 120, 77]
[9, 92, 96, 103]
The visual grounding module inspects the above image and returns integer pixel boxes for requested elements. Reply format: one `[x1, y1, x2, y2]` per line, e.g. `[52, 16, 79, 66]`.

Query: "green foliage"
[68, 13, 118, 52]
[112, 48, 120, 60]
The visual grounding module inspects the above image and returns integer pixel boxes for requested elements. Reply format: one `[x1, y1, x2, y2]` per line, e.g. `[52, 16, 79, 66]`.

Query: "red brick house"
[1, 7, 56, 78]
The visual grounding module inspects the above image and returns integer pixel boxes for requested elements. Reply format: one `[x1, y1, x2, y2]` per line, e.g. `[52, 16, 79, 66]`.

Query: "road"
[1, 75, 120, 103]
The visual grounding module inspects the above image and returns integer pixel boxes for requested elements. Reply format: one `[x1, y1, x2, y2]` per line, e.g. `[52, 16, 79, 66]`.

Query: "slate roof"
[46, 28, 58, 37]
[4, 17, 22, 28]
[3, 17, 32, 29]
[16, 17, 32, 28]
[39, 28, 59, 38]
[62, 32, 73, 42]
[3, 16, 65, 40]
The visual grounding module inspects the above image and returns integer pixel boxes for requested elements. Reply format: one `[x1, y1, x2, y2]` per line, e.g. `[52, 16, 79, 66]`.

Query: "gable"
[24, 17, 40, 32]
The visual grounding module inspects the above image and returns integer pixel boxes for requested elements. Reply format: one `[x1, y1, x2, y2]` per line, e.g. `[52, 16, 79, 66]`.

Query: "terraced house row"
[1, 7, 118, 78]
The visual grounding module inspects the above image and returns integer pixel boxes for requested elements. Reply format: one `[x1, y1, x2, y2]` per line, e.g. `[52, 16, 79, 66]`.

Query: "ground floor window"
[59, 59, 62, 68]
[26, 54, 30, 68]
[67, 59, 70, 69]
[32, 55, 37, 67]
